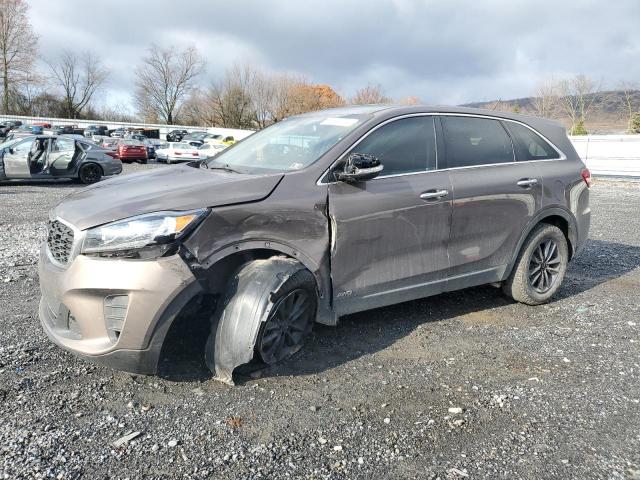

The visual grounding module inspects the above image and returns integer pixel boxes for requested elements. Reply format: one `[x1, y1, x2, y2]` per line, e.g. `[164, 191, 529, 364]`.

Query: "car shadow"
[0, 179, 79, 190]
[157, 239, 640, 385]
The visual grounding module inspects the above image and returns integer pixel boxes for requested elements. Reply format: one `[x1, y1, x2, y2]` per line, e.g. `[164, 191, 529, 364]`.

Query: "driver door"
[328, 116, 453, 315]
[3, 137, 34, 178]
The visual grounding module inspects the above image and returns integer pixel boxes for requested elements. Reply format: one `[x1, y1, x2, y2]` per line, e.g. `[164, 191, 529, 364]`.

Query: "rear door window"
[441, 116, 514, 168]
[352, 116, 436, 176]
[505, 122, 560, 161]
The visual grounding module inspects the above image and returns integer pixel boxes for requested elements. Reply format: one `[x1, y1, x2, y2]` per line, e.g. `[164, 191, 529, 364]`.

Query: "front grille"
[47, 220, 74, 264]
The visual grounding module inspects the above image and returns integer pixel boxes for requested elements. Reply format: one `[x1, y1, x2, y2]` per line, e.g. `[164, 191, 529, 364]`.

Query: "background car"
[222, 135, 236, 146]
[155, 142, 200, 163]
[84, 125, 108, 138]
[166, 129, 188, 142]
[116, 139, 148, 164]
[16, 124, 43, 134]
[99, 137, 119, 150]
[197, 143, 227, 160]
[142, 139, 156, 159]
[110, 128, 125, 138]
[0, 134, 122, 184]
[52, 125, 76, 135]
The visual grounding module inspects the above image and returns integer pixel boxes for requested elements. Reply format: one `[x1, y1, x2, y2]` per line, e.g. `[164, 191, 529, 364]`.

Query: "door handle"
[517, 178, 538, 187]
[420, 189, 449, 200]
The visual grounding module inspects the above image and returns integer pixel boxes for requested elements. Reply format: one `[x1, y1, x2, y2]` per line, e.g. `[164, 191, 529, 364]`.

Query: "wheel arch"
[504, 207, 577, 280]
[198, 241, 330, 305]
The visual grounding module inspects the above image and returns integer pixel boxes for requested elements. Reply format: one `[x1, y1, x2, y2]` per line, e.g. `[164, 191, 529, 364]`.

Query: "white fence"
[570, 135, 640, 177]
[0, 114, 254, 141]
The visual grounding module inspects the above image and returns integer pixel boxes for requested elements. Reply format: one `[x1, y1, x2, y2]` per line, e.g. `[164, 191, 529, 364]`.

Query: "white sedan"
[155, 142, 201, 164]
[197, 143, 227, 160]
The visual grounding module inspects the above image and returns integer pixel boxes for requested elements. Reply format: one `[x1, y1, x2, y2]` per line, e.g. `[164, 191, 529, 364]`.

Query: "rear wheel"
[78, 163, 102, 184]
[502, 223, 569, 305]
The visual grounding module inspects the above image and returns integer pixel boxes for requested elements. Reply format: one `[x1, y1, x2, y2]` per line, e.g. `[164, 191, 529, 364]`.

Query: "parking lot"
[0, 164, 639, 479]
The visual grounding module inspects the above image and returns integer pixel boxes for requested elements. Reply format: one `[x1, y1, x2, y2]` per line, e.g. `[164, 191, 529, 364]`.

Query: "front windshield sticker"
[320, 117, 359, 127]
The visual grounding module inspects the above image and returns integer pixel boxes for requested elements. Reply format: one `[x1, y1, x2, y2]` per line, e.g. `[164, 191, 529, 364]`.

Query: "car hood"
[54, 165, 284, 230]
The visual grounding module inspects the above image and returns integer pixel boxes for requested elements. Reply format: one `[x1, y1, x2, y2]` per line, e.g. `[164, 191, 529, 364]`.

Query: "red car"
[32, 121, 52, 129]
[116, 140, 148, 164]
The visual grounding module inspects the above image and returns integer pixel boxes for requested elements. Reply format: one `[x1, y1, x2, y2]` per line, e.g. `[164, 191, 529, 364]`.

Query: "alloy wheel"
[528, 238, 561, 293]
[257, 288, 314, 365]
[81, 164, 100, 183]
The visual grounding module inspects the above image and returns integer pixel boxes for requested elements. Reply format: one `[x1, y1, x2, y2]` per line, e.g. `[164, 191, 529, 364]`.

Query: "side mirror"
[336, 153, 383, 183]
[8, 147, 14, 155]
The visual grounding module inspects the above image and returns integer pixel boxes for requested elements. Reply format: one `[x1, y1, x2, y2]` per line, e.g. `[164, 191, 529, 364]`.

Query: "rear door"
[3, 137, 34, 178]
[328, 115, 453, 314]
[441, 115, 542, 288]
[48, 137, 77, 174]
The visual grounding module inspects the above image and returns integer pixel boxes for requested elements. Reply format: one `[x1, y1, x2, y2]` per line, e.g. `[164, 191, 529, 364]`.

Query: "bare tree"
[350, 84, 391, 105]
[556, 74, 602, 134]
[531, 79, 559, 118]
[0, 0, 37, 113]
[619, 81, 640, 133]
[207, 63, 256, 129]
[134, 45, 204, 124]
[47, 50, 109, 119]
[247, 68, 275, 129]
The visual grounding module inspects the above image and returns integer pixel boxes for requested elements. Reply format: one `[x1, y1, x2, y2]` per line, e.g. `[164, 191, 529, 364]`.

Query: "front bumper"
[38, 243, 198, 374]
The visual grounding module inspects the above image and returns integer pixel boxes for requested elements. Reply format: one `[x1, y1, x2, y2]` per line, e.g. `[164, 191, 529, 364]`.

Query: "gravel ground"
[1, 165, 639, 479]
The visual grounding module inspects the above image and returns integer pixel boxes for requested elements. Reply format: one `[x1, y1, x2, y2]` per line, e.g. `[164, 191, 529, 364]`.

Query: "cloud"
[27, 0, 640, 107]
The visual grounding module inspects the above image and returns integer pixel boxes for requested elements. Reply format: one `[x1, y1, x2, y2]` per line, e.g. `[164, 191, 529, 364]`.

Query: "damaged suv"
[39, 105, 591, 384]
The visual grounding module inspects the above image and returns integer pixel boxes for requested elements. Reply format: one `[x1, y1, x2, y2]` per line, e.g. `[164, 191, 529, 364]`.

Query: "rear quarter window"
[505, 122, 560, 161]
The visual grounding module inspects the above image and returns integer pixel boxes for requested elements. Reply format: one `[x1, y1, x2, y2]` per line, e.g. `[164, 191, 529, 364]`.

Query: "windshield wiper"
[206, 163, 243, 174]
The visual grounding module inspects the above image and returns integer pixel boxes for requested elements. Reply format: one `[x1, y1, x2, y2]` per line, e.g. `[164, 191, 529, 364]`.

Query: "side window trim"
[317, 113, 567, 184]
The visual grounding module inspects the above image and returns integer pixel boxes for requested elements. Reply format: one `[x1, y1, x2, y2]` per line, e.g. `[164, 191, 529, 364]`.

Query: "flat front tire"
[205, 258, 317, 383]
[502, 223, 569, 305]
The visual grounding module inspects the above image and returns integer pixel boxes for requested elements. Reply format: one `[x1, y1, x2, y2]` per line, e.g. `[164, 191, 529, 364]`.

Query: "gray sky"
[28, 0, 640, 111]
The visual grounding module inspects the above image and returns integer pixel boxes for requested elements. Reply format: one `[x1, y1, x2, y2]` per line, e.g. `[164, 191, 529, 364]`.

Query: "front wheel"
[205, 258, 317, 384]
[78, 163, 102, 184]
[502, 223, 569, 305]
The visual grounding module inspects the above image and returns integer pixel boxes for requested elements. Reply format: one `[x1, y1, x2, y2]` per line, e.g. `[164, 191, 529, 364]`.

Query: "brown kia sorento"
[39, 105, 591, 384]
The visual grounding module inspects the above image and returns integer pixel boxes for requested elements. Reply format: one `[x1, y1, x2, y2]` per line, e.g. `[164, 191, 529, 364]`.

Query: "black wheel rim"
[257, 288, 313, 365]
[528, 238, 561, 293]
[82, 164, 99, 183]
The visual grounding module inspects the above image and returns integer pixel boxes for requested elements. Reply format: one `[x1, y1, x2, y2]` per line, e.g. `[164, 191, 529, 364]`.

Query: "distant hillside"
[462, 90, 640, 134]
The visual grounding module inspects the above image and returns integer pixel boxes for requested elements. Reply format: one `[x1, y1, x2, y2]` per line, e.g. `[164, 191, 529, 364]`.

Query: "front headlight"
[81, 209, 208, 257]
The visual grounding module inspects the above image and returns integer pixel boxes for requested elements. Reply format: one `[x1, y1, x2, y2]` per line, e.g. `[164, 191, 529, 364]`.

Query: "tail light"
[192, 152, 198, 156]
[581, 168, 593, 188]
[175, 152, 182, 156]
[105, 151, 118, 159]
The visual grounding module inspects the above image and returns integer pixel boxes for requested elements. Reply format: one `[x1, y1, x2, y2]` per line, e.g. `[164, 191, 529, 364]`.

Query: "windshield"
[206, 113, 369, 173]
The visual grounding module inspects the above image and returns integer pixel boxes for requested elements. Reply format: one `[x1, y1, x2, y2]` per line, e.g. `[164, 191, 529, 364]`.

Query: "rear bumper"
[38, 243, 199, 374]
[102, 159, 123, 176]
